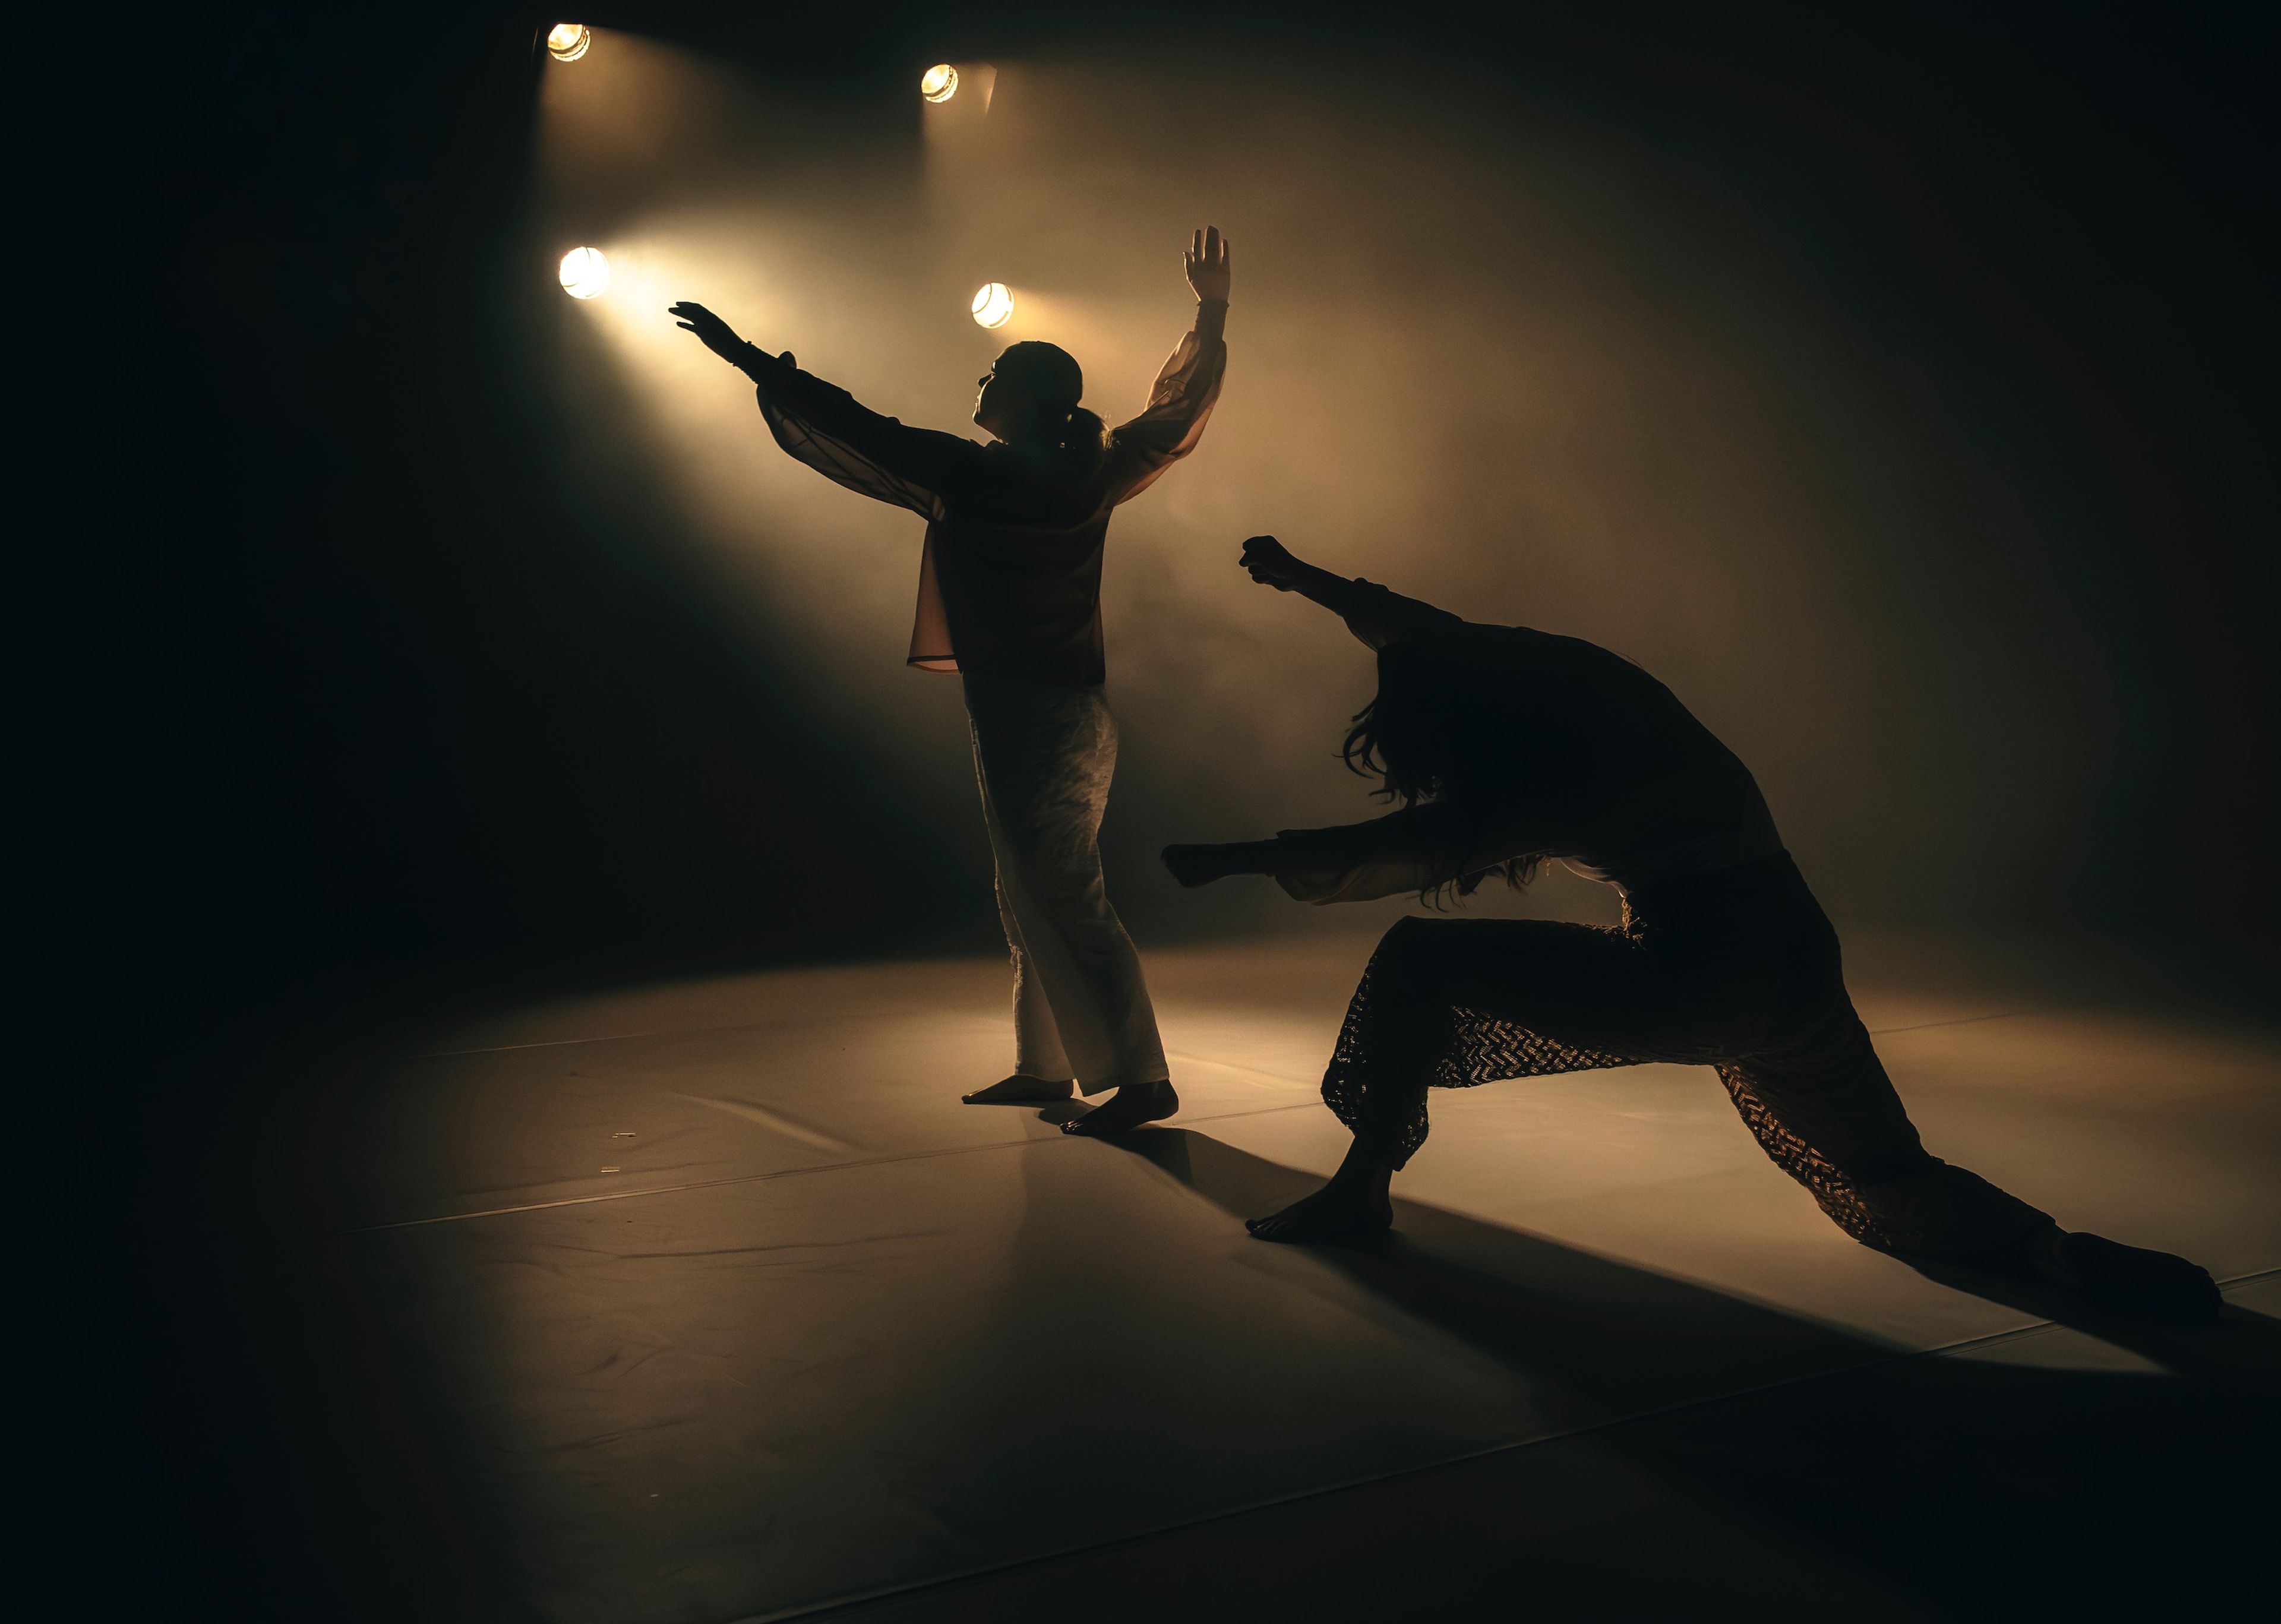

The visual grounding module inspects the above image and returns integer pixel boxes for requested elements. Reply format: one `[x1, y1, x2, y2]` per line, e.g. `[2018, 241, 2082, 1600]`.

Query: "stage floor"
[217, 930, 2278, 1621]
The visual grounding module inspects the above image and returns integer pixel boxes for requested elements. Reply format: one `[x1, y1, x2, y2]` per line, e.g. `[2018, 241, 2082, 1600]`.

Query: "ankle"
[1325, 1170, 1392, 1211]
[1331, 1144, 1395, 1191]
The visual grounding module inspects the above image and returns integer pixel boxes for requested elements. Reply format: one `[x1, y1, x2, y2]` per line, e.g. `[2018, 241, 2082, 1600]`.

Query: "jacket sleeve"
[755, 359, 991, 520]
[1264, 802, 1547, 903]
[1334, 578, 1468, 652]
[1104, 303, 1228, 505]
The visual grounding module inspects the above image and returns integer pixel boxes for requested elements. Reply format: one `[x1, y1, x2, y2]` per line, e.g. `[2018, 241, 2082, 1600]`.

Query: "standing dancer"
[669, 228, 1232, 1135]
[1161, 535, 2219, 1320]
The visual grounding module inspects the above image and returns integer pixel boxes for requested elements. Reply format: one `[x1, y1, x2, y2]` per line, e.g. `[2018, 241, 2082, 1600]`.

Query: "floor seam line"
[1866, 1009, 2039, 1036]
[406, 997, 2042, 1062]
[346, 1015, 2067, 1232]
[1161, 1049, 1317, 1085]
[343, 1102, 1325, 1232]
[406, 1008, 1003, 1060]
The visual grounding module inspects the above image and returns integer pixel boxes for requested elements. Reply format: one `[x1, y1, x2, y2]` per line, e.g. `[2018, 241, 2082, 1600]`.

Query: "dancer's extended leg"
[2032, 1228, 2222, 1321]
[1246, 905, 2222, 1319]
[1723, 1031, 2222, 1320]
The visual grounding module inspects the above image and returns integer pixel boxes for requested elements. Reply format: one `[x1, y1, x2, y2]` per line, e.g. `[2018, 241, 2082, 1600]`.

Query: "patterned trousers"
[1324, 857, 2051, 1263]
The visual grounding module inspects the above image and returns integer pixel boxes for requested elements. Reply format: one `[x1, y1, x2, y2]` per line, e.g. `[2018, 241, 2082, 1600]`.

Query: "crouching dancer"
[1161, 535, 2220, 1321]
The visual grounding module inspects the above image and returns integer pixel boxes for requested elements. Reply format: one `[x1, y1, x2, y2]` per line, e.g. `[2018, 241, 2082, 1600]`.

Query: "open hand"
[669, 301, 750, 364]
[1162, 843, 1235, 889]
[1184, 226, 1232, 304]
[1240, 535, 1306, 590]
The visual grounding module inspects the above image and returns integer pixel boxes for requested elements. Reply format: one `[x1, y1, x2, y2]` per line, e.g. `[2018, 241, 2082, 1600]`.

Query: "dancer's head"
[1345, 643, 1541, 897]
[1344, 644, 1470, 804]
[974, 341, 1108, 468]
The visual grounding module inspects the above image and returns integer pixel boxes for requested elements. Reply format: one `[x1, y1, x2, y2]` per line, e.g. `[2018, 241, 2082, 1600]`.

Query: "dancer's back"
[751, 324, 1224, 685]
[1306, 584, 1786, 897]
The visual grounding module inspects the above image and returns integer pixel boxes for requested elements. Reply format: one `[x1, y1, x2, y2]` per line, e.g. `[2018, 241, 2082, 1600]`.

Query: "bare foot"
[962, 1075, 1075, 1105]
[1246, 1178, 1394, 1243]
[2041, 1230, 2222, 1322]
[1060, 1080, 1179, 1136]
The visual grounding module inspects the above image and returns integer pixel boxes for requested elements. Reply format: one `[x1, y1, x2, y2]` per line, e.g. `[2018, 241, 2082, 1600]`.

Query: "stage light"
[545, 23, 592, 62]
[560, 247, 611, 299]
[920, 64, 959, 103]
[970, 282, 1013, 329]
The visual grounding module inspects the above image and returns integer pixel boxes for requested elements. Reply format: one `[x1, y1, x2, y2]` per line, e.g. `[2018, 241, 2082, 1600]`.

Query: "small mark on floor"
[680, 1094, 858, 1154]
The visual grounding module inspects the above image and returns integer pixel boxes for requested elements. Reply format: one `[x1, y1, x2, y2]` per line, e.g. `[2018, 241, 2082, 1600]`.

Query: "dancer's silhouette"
[670, 229, 1232, 1135]
[1161, 536, 2220, 1320]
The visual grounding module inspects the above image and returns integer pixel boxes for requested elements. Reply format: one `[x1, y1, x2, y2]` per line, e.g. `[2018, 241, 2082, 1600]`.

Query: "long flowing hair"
[1340, 646, 1543, 904]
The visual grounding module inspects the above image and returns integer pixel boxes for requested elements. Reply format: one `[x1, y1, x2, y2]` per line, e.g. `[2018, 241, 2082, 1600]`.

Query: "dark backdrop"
[58, 0, 2278, 1047]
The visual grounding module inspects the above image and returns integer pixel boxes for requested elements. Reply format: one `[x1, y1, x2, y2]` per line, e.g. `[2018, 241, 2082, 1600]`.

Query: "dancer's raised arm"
[671, 300, 987, 519]
[1105, 227, 1234, 503]
[1239, 536, 1461, 650]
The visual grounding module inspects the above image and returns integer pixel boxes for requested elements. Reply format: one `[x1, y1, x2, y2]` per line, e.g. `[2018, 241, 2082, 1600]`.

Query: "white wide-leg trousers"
[963, 673, 1168, 1094]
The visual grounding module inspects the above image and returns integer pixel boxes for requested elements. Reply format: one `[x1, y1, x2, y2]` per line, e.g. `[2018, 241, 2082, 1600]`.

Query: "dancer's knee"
[1372, 914, 1442, 970]
[1370, 914, 1468, 1001]
[997, 847, 1108, 917]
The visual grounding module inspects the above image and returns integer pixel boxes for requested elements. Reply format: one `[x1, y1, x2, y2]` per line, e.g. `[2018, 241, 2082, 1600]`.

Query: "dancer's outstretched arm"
[1238, 536, 1461, 650]
[670, 301, 986, 520]
[1108, 226, 1234, 503]
[1164, 805, 1452, 898]
[1165, 802, 1550, 901]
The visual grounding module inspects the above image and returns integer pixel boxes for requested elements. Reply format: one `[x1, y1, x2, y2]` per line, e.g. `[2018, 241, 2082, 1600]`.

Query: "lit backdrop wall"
[532, 28, 2198, 947]
[104, 6, 2274, 998]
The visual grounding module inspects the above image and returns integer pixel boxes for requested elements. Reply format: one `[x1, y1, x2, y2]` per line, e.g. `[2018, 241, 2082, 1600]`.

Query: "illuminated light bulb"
[559, 247, 611, 299]
[545, 23, 592, 62]
[970, 282, 1013, 329]
[920, 63, 958, 103]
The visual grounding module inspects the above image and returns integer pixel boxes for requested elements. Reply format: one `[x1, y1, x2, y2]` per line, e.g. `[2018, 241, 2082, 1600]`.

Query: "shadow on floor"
[1112, 1126, 2280, 1400]
[902, 1126, 2278, 1623]
[1116, 1126, 1892, 1409]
